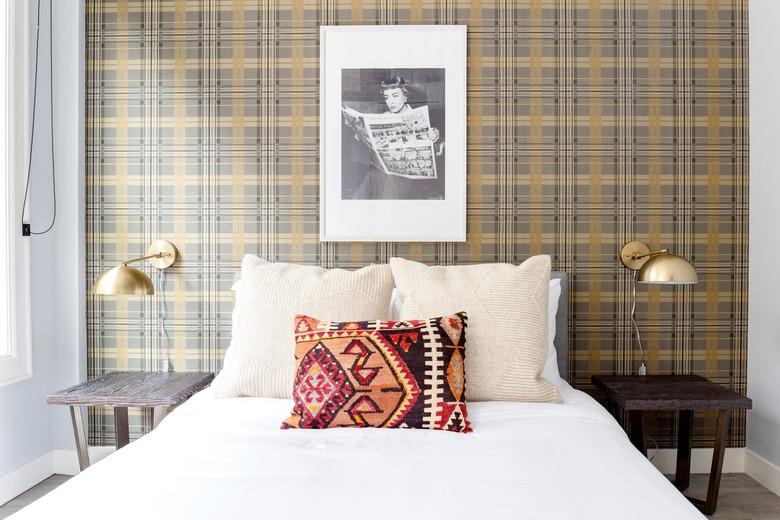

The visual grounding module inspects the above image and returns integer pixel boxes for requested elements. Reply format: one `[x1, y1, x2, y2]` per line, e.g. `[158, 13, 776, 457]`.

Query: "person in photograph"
[343, 75, 445, 200]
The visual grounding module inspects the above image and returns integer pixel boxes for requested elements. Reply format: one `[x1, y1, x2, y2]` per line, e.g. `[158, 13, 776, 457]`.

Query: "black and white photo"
[341, 70, 446, 200]
[320, 25, 466, 241]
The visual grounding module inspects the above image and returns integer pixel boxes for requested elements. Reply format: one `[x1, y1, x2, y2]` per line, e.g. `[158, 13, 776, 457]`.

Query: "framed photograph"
[320, 25, 467, 242]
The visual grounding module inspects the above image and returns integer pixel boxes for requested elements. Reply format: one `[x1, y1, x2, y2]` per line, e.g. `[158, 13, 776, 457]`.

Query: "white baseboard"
[52, 446, 115, 476]
[0, 446, 116, 506]
[650, 447, 745, 475]
[746, 449, 780, 497]
[0, 452, 56, 506]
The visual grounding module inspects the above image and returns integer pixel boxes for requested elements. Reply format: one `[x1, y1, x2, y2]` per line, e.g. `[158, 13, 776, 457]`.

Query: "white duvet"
[11, 383, 703, 519]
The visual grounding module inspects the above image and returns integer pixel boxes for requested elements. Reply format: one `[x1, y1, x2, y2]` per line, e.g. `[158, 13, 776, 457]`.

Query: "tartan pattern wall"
[85, 1, 749, 447]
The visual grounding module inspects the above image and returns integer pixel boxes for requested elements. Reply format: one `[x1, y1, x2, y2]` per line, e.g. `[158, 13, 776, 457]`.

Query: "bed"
[10, 273, 705, 519]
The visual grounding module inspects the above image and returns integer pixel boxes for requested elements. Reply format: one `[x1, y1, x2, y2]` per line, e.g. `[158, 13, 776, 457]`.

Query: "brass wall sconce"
[619, 241, 698, 375]
[92, 240, 178, 295]
[620, 241, 698, 285]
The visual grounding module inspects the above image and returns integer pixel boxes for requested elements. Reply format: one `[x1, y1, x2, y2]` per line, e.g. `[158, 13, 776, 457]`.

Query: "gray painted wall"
[747, 1, 780, 469]
[0, 0, 85, 477]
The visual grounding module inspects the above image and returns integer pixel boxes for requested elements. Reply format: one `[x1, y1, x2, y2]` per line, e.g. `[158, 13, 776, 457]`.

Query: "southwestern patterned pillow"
[282, 313, 471, 433]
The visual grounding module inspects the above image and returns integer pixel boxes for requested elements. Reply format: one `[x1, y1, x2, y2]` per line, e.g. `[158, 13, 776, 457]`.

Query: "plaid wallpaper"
[85, 0, 749, 448]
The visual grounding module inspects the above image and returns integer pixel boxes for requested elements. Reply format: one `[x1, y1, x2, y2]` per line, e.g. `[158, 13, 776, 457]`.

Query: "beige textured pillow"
[212, 255, 394, 398]
[389, 256, 561, 403]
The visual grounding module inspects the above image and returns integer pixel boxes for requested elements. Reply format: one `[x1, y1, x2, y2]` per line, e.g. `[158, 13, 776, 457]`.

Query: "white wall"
[0, 0, 85, 481]
[748, 1, 780, 470]
[48, 0, 87, 451]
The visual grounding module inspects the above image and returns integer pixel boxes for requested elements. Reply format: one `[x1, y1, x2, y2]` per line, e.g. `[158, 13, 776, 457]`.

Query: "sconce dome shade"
[637, 254, 698, 285]
[92, 265, 155, 295]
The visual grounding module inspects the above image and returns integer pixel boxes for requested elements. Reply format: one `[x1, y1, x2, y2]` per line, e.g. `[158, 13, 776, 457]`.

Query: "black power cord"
[20, 0, 56, 236]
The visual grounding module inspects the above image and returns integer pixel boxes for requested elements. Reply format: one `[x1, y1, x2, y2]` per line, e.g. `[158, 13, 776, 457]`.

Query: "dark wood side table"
[48, 371, 214, 471]
[591, 374, 751, 516]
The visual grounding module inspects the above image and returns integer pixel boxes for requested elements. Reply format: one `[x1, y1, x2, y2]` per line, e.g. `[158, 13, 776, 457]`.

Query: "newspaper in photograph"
[342, 105, 438, 180]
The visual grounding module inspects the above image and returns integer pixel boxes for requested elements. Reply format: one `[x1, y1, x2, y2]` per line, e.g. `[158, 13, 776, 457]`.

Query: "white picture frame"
[319, 25, 467, 242]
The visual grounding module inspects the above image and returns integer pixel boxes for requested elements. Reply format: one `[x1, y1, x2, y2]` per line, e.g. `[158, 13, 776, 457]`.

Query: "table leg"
[686, 410, 730, 515]
[675, 410, 694, 491]
[706, 409, 731, 514]
[606, 399, 620, 421]
[69, 406, 90, 472]
[152, 406, 169, 429]
[114, 406, 129, 449]
[628, 410, 647, 457]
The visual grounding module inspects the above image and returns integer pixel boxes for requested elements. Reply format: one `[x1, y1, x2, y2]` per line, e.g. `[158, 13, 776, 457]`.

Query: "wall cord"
[20, 0, 56, 236]
[630, 271, 647, 375]
[157, 269, 171, 372]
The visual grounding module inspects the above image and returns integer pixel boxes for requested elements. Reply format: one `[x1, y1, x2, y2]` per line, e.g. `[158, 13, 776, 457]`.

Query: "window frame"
[0, 0, 32, 386]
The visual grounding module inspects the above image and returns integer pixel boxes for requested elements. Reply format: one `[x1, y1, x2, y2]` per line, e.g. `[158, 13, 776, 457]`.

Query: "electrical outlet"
[22, 224, 30, 236]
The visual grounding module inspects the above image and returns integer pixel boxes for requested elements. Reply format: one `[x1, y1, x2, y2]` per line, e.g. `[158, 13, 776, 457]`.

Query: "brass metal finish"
[146, 240, 178, 269]
[92, 265, 155, 295]
[637, 253, 698, 284]
[620, 241, 697, 284]
[122, 252, 165, 265]
[620, 241, 652, 270]
[91, 239, 179, 295]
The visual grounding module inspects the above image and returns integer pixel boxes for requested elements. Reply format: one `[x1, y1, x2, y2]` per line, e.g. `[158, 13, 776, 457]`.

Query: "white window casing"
[0, 0, 31, 386]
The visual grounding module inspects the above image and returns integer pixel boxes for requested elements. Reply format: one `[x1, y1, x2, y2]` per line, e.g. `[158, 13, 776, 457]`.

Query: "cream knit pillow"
[389, 256, 561, 403]
[212, 255, 394, 398]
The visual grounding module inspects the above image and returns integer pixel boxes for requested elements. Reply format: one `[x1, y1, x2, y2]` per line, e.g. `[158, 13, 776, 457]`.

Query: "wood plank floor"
[684, 473, 780, 519]
[0, 474, 70, 519]
[1, 473, 778, 518]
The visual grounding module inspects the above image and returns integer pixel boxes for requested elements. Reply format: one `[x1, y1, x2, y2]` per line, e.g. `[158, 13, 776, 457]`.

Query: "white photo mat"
[319, 25, 467, 242]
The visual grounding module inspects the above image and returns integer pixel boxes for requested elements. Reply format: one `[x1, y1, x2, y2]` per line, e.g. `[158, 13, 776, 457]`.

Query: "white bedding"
[11, 383, 703, 519]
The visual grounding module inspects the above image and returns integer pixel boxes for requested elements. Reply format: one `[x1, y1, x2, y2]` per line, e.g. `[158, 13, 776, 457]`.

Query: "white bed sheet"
[11, 383, 704, 519]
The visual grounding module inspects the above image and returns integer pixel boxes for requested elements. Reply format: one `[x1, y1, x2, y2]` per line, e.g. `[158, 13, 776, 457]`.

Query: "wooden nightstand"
[48, 371, 214, 471]
[591, 374, 752, 515]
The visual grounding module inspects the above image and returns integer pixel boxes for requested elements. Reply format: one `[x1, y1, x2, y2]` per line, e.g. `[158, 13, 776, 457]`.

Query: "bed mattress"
[11, 383, 704, 519]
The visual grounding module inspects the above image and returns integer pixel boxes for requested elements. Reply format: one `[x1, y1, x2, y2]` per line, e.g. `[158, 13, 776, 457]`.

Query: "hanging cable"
[630, 270, 647, 375]
[647, 435, 659, 463]
[157, 268, 171, 372]
[20, 0, 56, 236]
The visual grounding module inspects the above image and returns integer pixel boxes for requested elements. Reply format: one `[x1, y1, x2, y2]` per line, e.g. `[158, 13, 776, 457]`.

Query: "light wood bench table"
[48, 371, 214, 471]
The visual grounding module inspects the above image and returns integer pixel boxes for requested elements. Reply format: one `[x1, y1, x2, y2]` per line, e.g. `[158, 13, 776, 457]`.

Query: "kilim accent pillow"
[281, 313, 471, 433]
